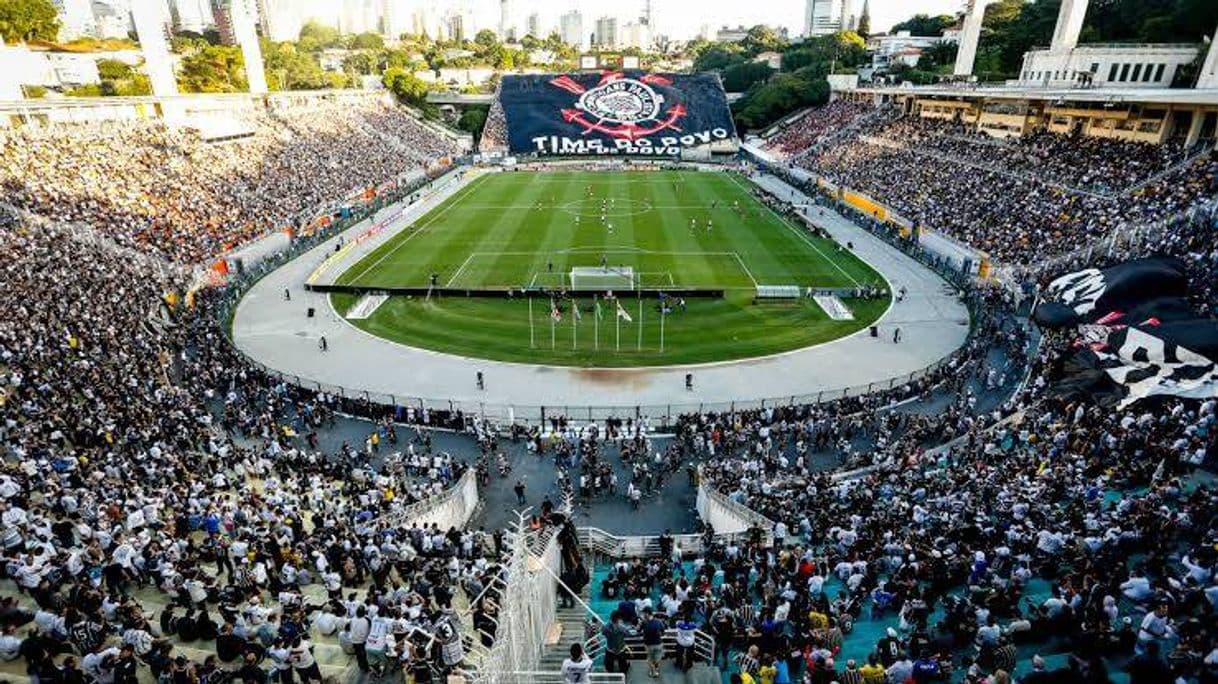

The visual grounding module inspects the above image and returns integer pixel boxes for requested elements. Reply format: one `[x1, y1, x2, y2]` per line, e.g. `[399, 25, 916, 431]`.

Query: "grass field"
[332, 170, 890, 367]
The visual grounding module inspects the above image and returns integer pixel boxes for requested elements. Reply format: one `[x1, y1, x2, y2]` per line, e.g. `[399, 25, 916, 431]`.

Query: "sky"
[298, 0, 971, 41]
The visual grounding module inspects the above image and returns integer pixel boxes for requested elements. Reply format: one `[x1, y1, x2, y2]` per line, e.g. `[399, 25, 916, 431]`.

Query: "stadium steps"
[0, 575, 356, 683]
[537, 587, 594, 671]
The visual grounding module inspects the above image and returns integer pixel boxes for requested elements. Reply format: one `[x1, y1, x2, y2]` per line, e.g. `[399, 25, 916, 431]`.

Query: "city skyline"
[56, 0, 972, 45]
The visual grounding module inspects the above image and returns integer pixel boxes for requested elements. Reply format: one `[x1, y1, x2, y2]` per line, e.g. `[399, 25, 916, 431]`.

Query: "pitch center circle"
[560, 197, 651, 218]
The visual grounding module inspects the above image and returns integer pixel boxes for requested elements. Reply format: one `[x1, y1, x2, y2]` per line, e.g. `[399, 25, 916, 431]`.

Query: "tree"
[857, 11, 870, 38]
[733, 72, 829, 132]
[692, 44, 745, 72]
[178, 45, 246, 92]
[341, 51, 377, 75]
[918, 41, 959, 70]
[458, 105, 488, 138]
[474, 29, 499, 50]
[890, 14, 956, 37]
[297, 21, 340, 52]
[0, 0, 60, 43]
[721, 61, 774, 92]
[262, 40, 330, 90]
[350, 32, 384, 50]
[742, 25, 786, 55]
[382, 67, 430, 107]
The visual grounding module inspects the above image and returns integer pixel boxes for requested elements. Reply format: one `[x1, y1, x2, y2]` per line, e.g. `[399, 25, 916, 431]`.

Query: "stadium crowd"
[609, 187, 1218, 684]
[760, 101, 878, 159]
[0, 210, 506, 682]
[0, 90, 1216, 684]
[0, 96, 460, 264]
[783, 103, 1218, 265]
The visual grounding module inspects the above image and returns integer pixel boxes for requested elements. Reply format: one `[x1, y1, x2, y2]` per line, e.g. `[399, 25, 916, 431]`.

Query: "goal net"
[570, 266, 636, 291]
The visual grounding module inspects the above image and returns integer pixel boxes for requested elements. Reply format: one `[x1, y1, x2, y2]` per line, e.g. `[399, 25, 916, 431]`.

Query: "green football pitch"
[331, 170, 889, 367]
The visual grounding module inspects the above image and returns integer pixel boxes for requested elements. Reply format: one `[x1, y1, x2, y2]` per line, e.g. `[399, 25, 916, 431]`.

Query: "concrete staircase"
[538, 603, 594, 671]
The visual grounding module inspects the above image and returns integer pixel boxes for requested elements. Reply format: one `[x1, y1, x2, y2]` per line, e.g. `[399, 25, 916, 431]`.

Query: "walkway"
[231, 171, 970, 421]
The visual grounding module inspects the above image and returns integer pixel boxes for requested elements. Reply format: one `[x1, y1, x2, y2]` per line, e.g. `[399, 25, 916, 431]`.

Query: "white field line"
[730, 252, 760, 288]
[343, 174, 490, 285]
[445, 253, 476, 287]
[724, 172, 861, 287]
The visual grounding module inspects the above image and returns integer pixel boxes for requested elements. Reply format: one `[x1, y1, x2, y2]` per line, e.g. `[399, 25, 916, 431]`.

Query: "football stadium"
[1, 1, 1218, 683]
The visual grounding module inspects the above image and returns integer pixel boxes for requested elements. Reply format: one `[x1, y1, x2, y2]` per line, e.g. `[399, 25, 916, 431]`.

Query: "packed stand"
[0, 96, 460, 264]
[794, 114, 1218, 265]
[0, 212, 501, 682]
[760, 101, 877, 159]
[654, 190, 1218, 684]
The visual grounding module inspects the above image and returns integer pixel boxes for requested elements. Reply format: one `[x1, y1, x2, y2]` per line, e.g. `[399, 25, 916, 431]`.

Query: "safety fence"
[695, 481, 775, 538]
[382, 468, 480, 530]
[463, 512, 564, 684]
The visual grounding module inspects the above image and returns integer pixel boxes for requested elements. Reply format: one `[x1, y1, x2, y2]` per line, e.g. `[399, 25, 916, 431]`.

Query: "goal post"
[569, 266, 636, 291]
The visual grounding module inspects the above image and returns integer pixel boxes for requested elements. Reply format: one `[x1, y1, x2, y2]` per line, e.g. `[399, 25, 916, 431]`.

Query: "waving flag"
[616, 302, 633, 323]
[550, 299, 561, 322]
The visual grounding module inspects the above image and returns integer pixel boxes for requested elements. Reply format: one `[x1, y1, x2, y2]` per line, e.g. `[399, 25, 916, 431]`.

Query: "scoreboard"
[579, 54, 642, 71]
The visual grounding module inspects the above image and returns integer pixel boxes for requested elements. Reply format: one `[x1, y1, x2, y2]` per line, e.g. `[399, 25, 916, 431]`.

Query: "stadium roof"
[850, 84, 1218, 106]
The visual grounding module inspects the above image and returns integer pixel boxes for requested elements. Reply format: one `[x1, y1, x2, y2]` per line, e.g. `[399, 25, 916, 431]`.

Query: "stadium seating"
[0, 97, 460, 263]
[1, 86, 1217, 684]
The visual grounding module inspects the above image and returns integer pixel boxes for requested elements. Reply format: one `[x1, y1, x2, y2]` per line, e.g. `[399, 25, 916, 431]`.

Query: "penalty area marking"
[342, 174, 491, 285]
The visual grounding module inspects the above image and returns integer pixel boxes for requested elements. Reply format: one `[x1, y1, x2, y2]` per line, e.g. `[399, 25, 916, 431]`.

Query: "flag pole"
[572, 297, 577, 351]
[529, 297, 535, 348]
[594, 295, 599, 351]
[637, 293, 643, 352]
[616, 297, 621, 352]
[551, 302, 556, 350]
[660, 305, 665, 354]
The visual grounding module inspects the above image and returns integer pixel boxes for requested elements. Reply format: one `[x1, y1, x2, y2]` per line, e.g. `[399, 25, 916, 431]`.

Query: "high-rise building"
[559, 10, 583, 49]
[382, 0, 412, 39]
[446, 11, 465, 42]
[261, 0, 302, 41]
[804, 0, 842, 37]
[339, 0, 379, 35]
[525, 12, 541, 39]
[498, 0, 514, 40]
[839, 0, 857, 32]
[593, 16, 617, 49]
[209, 0, 236, 44]
[621, 21, 651, 50]
[52, 0, 96, 40]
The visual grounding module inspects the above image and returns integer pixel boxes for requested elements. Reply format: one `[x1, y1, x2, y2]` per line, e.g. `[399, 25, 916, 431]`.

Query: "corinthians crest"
[549, 72, 687, 140]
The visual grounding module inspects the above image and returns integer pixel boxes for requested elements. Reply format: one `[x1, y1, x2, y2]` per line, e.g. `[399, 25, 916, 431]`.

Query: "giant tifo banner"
[499, 72, 736, 156]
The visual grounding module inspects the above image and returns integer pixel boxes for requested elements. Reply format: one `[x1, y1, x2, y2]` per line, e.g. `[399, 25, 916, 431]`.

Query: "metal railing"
[214, 162, 974, 426]
[382, 468, 479, 529]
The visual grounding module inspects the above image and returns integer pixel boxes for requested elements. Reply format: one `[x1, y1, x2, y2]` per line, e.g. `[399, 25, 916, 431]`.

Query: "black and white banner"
[1040, 257, 1218, 407]
[499, 72, 736, 156]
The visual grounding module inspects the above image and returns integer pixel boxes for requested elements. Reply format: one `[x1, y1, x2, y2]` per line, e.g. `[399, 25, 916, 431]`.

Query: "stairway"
[538, 601, 595, 670]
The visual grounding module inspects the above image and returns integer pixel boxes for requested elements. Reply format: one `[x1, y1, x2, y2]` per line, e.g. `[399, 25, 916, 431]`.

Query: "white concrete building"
[868, 31, 958, 71]
[1009, 0, 1210, 89]
[621, 21, 651, 50]
[1016, 43, 1201, 89]
[53, 0, 96, 40]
